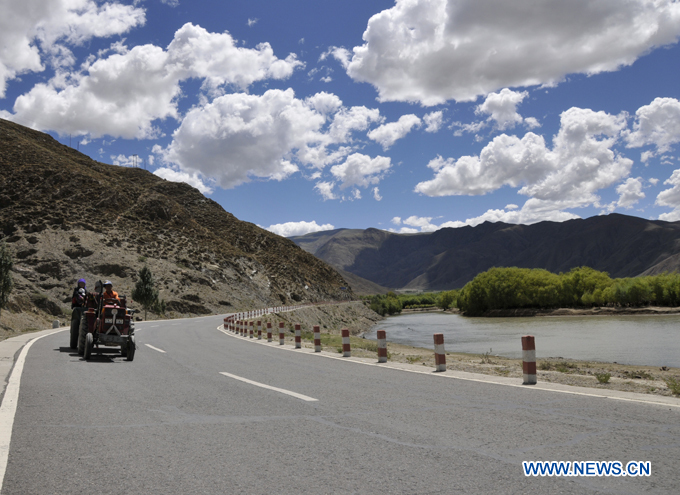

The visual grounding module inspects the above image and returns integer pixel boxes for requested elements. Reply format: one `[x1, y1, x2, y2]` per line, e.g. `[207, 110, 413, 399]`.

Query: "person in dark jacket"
[71, 279, 87, 309]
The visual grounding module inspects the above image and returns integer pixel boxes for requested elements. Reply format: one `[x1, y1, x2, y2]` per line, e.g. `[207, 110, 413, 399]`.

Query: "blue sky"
[3, 0, 680, 237]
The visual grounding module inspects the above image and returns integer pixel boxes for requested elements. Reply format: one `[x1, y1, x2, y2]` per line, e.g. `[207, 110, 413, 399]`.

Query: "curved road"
[2, 314, 679, 494]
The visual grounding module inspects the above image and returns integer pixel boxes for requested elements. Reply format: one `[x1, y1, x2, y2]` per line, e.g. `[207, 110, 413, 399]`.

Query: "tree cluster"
[364, 290, 460, 316]
[456, 266, 680, 316]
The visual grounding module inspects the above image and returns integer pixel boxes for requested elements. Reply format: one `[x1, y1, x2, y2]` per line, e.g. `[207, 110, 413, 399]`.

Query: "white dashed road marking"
[219, 372, 318, 402]
[145, 344, 166, 353]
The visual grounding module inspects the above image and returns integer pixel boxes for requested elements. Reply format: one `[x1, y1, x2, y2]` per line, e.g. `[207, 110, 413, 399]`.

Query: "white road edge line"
[0, 329, 63, 492]
[217, 325, 680, 409]
[219, 372, 318, 402]
[145, 344, 166, 353]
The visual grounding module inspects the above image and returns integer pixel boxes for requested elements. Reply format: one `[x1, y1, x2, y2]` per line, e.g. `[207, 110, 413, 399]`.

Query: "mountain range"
[291, 214, 680, 291]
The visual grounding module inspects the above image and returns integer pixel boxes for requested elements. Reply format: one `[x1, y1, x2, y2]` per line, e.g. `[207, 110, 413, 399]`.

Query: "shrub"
[595, 372, 611, 384]
[665, 377, 680, 395]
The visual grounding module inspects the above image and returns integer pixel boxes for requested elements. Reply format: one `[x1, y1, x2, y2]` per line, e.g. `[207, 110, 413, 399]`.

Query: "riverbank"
[253, 305, 680, 398]
[480, 306, 680, 317]
[377, 343, 680, 398]
[399, 306, 680, 317]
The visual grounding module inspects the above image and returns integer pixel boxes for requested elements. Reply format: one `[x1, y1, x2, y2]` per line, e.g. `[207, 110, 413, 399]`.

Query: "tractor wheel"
[126, 336, 136, 362]
[69, 312, 79, 349]
[77, 315, 87, 356]
[84, 333, 93, 360]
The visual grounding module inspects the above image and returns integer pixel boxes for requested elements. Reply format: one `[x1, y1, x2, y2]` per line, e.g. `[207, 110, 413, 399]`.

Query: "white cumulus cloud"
[656, 169, 680, 220]
[346, 0, 680, 105]
[0, 0, 145, 97]
[7, 23, 303, 138]
[367, 114, 422, 149]
[423, 110, 444, 133]
[314, 181, 337, 201]
[415, 106, 632, 222]
[626, 97, 680, 153]
[161, 89, 318, 188]
[266, 220, 335, 237]
[330, 153, 392, 189]
[476, 88, 532, 130]
[160, 89, 385, 189]
[616, 177, 645, 209]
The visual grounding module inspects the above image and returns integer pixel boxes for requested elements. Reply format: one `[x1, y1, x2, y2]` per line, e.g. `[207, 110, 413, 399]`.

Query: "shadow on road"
[54, 347, 123, 362]
[55, 347, 78, 354]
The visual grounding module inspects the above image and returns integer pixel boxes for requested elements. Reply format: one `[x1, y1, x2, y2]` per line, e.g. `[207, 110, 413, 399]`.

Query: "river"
[364, 312, 680, 367]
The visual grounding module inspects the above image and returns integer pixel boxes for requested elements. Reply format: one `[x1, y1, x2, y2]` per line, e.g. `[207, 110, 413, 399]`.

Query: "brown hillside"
[0, 118, 351, 332]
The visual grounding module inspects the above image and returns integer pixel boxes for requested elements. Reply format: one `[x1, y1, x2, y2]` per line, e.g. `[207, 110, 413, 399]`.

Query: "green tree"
[437, 290, 457, 310]
[132, 265, 159, 320]
[0, 241, 13, 316]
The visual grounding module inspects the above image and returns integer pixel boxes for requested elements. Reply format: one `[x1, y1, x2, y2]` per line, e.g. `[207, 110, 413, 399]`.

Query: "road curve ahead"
[2, 314, 679, 494]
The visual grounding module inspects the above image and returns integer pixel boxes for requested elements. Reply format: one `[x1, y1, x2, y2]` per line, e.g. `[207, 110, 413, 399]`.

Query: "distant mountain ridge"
[291, 214, 680, 291]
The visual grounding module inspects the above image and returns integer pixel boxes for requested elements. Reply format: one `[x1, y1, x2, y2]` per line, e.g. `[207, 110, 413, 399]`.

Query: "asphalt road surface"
[2, 314, 679, 494]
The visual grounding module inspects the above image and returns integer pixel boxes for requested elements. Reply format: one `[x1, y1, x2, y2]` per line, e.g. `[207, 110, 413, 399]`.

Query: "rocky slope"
[291, 214, 680, 290]
[0, 118, 351, 332]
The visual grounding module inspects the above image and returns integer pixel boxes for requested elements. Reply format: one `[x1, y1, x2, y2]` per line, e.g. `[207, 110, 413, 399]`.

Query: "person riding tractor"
[102, 280, 120, 303]
[69, 279, 87, 349]
[77, 279, 136, 361]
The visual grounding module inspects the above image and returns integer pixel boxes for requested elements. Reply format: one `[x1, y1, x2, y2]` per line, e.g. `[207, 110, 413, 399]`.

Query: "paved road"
[2, 314, 679, 494]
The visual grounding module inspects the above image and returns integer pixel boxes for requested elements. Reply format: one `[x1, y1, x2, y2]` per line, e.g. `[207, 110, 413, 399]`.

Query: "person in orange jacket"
[102, 280, 120, 303]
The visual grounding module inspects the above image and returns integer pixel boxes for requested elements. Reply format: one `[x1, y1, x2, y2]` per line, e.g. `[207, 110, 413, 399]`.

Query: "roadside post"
[522, 336, 537, 385]
[295, 324, 301, 349]
[434, 333, 446, 372]
[279, 322, 285, 345]
[377, 330, 387, 363]
[341, 329, 351, 357]
[267, 322, 272, 342]
[313, 325, 321, 352]
[257, 321, 262, 340]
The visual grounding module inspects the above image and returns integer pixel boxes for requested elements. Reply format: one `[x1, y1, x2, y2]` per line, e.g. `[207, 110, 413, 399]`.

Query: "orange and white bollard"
[434, 333, 446, 372]
[257, 320, 262, 340]
[522, 336, 537, 385]
[341, 329, 351, 357]
[377, 330, 387, 363]
[279, 322, 285, 345]
[313, 325, 321, 352]
[267, 322, 272, 342]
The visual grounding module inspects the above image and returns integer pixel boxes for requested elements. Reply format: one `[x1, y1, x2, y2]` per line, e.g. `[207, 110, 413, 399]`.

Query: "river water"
[365, 312, 680, 367]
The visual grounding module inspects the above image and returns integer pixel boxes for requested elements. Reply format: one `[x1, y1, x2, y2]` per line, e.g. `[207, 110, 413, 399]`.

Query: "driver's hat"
[103, 280, 113, 287]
